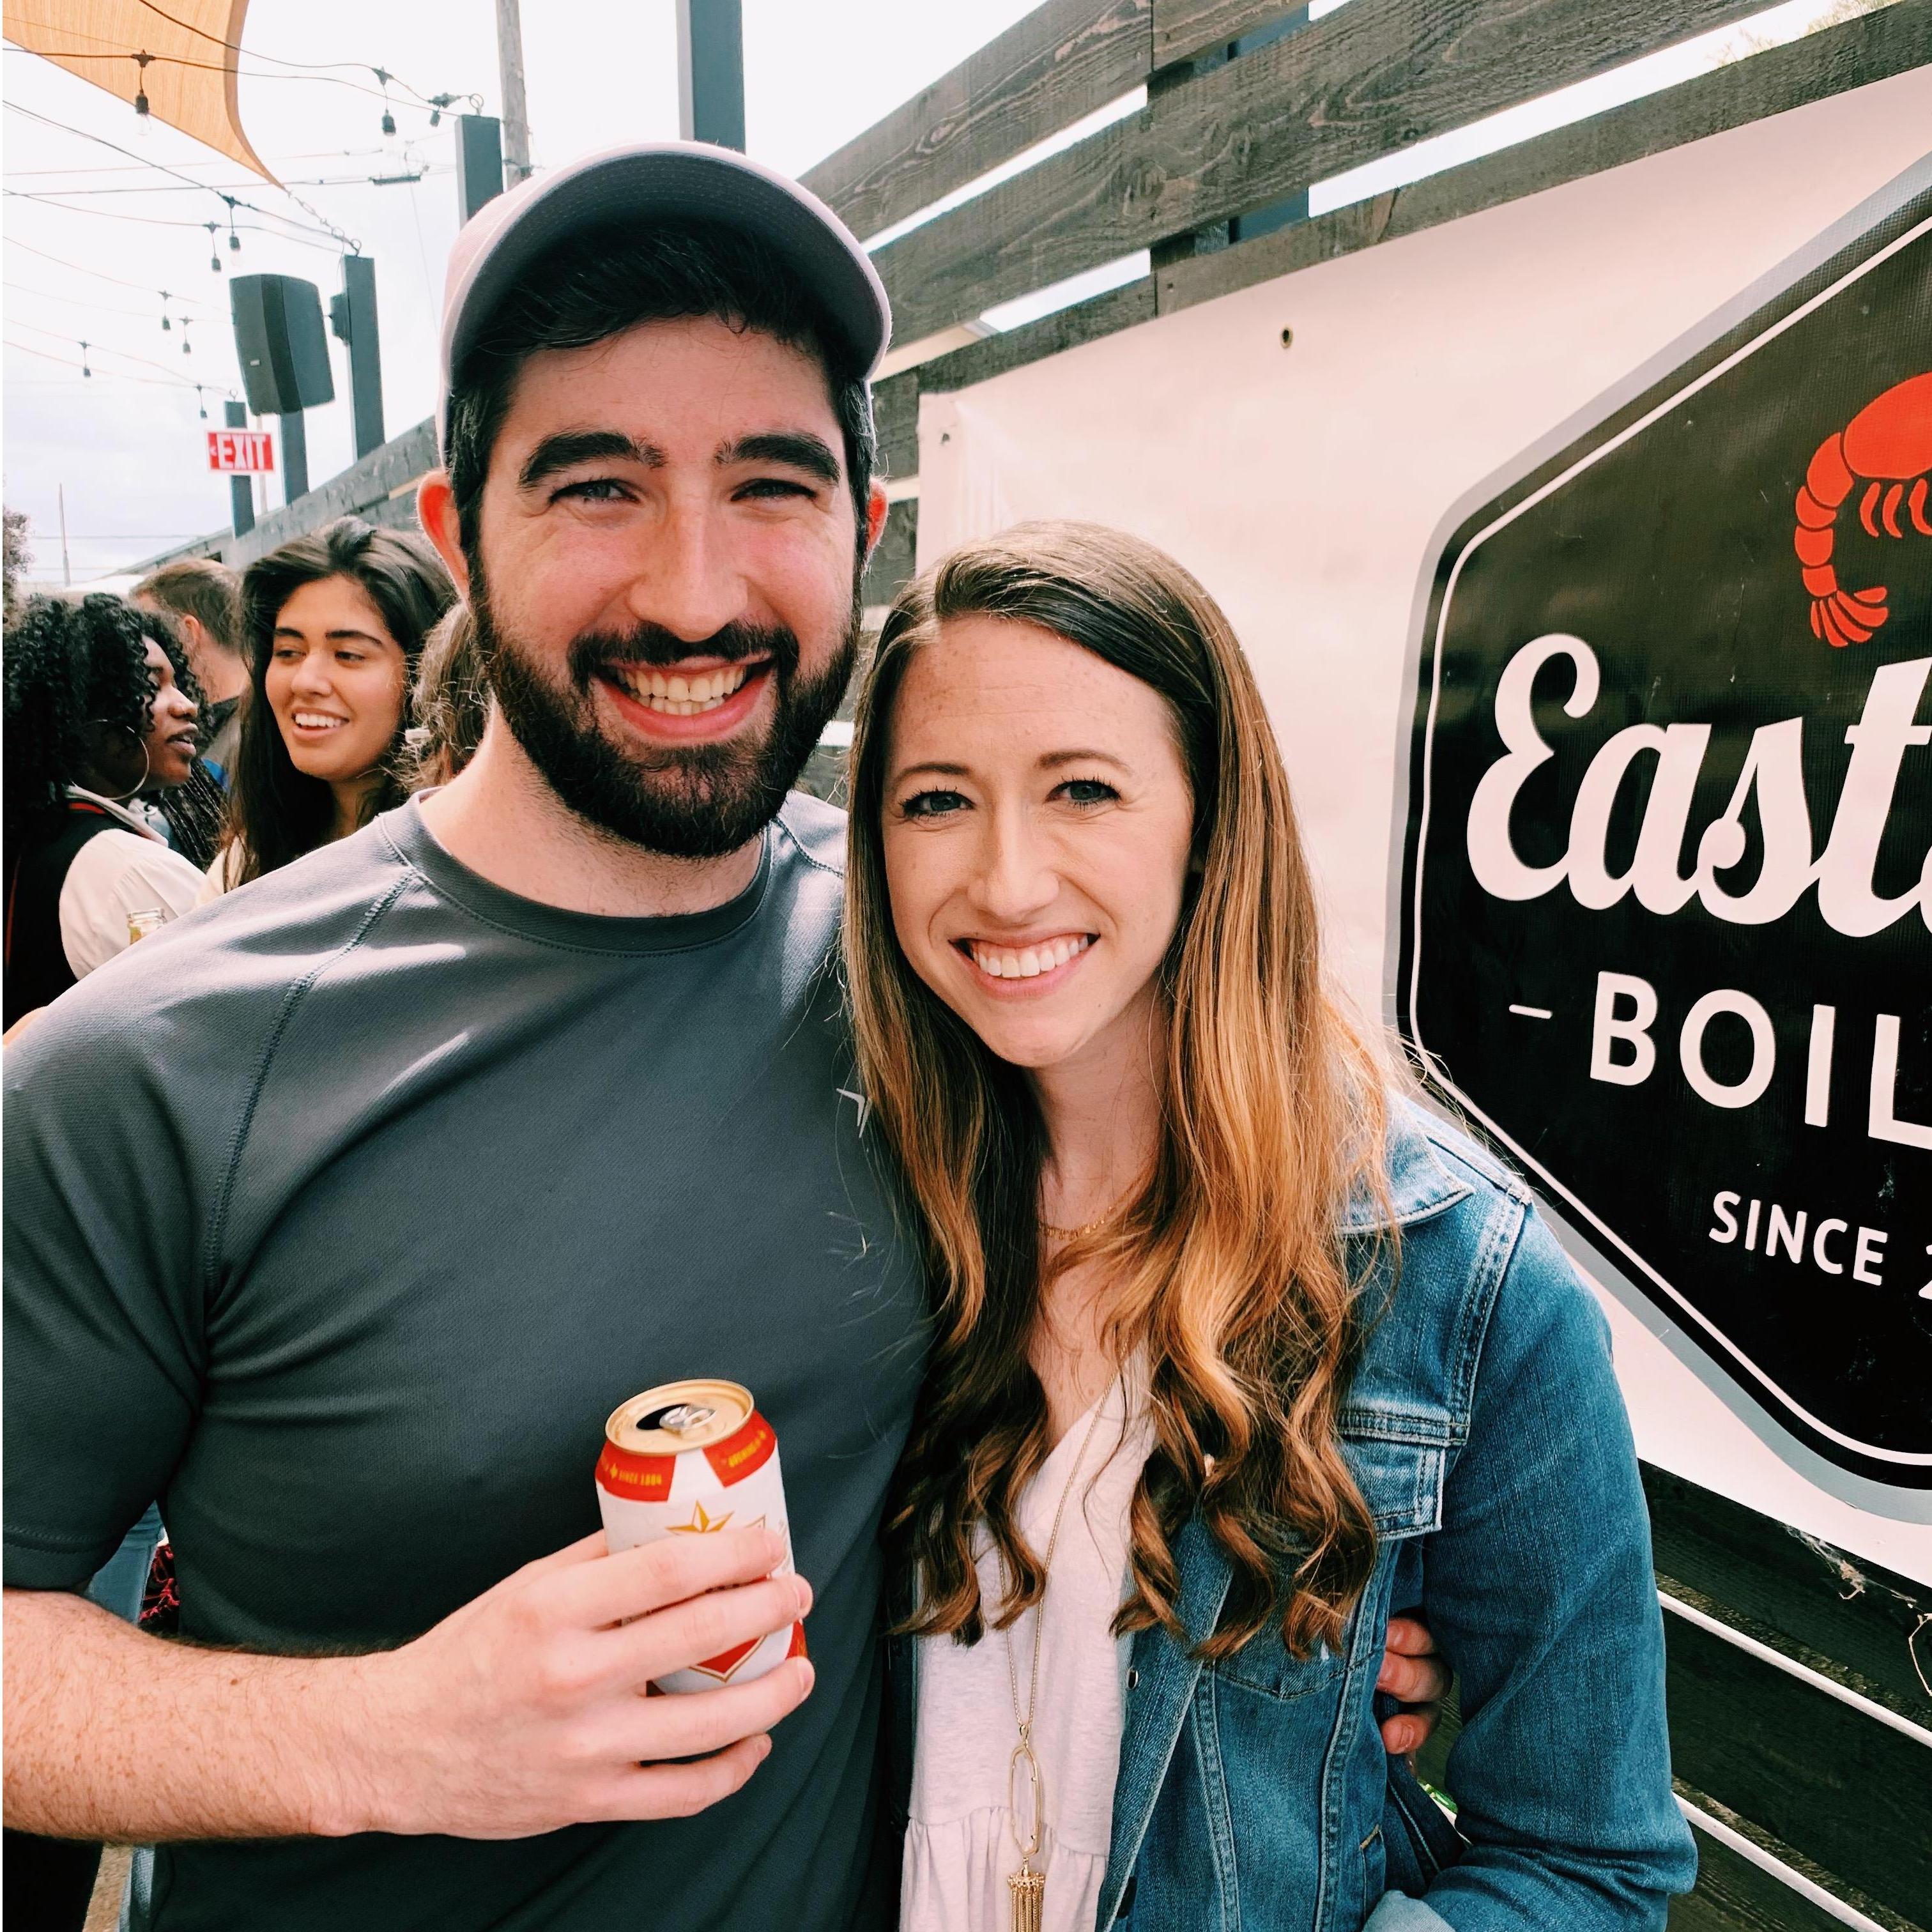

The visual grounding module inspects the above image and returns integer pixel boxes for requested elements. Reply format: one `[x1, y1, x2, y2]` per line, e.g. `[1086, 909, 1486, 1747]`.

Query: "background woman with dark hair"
[3, 593, 210, 1030]
[206, 516, 454, 893]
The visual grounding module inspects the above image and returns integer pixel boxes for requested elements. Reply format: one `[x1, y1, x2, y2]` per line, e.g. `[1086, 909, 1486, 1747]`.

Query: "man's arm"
[4, 1526, 811, 1842]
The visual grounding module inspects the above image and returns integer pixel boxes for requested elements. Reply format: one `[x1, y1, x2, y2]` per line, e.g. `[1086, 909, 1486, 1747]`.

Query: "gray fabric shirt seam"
[199, 873, 415, 1303]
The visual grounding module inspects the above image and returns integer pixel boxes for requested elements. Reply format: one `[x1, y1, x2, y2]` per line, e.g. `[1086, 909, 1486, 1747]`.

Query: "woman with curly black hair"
[3, 594, 209, 1029]
[206, 516, 453, 892]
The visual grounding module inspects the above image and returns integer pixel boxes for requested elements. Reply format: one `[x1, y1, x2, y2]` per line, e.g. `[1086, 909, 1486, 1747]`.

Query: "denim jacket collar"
[1335, 1108, 1472, 1234]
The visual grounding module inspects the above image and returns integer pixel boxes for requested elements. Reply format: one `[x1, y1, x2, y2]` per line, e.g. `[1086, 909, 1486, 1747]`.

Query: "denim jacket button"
[1117, 1874, 1137, 1920]
[1126, 1667, 1140, 1690]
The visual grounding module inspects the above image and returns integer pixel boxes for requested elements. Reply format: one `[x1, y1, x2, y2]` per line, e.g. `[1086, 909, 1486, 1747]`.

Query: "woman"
[207, 516, 453, 892]
[401, 598, 491, 792]
[4, 594, 210, 1029]
[845, 525, 1695, 1931]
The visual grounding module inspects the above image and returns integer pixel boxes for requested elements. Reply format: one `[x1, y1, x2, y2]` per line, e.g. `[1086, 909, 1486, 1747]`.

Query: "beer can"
[595, 1379, 806, 1695]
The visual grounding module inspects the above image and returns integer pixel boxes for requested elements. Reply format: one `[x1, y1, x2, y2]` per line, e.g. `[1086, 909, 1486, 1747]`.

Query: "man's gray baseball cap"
[439, 140, 891, 447]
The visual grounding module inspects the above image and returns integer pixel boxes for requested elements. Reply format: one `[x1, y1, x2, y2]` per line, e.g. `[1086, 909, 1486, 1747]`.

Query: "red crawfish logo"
[1793, 369, 1932, 647]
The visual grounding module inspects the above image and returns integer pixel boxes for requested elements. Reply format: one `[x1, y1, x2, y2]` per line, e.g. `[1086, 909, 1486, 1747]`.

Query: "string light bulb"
[160, 294, 172, 333]
[80, 339, 93, 378]
[181, 318, 193, 356]
[133, 51, 152, 130]
[375, 66, 396, 137]
[196, 385, 208, 420]
[207, 222, 222, 273]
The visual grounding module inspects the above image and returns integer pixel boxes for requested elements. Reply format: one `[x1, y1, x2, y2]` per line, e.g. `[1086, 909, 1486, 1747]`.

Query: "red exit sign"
[206, 429, 274, 474]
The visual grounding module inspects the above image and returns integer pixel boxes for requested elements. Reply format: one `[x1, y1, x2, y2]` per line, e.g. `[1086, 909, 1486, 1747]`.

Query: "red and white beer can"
[595, 1379, 806, 1694]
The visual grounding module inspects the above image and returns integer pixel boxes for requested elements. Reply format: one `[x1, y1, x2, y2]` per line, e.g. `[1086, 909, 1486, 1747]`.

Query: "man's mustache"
[568, 620, 800, 682]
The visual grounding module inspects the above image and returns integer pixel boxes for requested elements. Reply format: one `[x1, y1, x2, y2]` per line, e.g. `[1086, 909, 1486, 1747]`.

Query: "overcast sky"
[3, 1, 1043, 583]
[2, 0, 1872, 585]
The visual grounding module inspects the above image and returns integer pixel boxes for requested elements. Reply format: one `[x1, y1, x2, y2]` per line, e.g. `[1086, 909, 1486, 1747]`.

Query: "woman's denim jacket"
[885, 1107, 1697, 1930]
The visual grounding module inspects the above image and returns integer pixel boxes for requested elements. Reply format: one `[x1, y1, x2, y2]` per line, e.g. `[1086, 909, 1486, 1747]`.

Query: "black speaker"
[229, 274, 335, 417]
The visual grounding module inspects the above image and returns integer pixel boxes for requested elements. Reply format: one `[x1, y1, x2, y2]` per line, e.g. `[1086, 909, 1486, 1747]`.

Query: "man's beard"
[469, 562, 859, 861]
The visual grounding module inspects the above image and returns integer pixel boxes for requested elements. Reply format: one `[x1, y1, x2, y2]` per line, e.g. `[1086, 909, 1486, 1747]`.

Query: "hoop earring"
[85, 721, 151, 801]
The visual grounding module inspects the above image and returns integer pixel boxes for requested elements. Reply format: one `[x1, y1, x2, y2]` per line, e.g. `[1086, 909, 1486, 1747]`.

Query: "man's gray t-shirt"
[3, 795, 926, 1931]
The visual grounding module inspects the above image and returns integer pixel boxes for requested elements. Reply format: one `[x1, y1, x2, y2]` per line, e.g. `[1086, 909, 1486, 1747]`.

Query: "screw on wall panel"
[1280, 327, 1294, 348]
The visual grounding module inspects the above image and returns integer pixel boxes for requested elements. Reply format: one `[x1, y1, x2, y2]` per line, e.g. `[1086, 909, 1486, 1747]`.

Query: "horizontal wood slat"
[873, 369, 921, 480]
[223, 418, 437, 569]
[862, 494, 919, 608]
[1664, 1612, 1931, 1920]
[1154, 0, 1305, 68]
[871, 0, 1785, 346]
[799, 0, 1152, 243]
[1645, 1464, 1932, 1723]
[1671, 1823, 1856, 1932]
[1157, 1, 1932, 316]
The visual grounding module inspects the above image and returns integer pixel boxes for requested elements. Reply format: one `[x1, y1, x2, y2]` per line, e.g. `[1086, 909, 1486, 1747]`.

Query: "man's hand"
[1376, 1615, 1449, 1763]
[349, 1525, 812, 1837]
[4, 1525, 811, 1844]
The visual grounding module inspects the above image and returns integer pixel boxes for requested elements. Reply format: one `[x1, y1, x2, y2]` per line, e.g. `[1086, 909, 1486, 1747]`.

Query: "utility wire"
[4, 100, 358, 248]
[6, 167, 450, 194]
[1, 234, 211, 303]
[3, 190, 348, 254]
[4, 337, 229, 393]
[4, 276, 174, 318]
[8, 316, 234, 383]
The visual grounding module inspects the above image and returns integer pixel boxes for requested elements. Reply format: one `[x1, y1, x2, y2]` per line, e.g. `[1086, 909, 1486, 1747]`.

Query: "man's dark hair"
[445, 220, 876, 560]
[136, 556, 245, 657]
[226, 517, 455, 882]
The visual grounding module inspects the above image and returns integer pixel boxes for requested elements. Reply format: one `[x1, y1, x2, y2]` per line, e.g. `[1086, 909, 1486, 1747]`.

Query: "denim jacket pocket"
[1204, 1416, 1446, 1701]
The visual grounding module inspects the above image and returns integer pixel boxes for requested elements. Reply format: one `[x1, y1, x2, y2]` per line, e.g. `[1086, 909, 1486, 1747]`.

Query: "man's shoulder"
[774, 792, 847, 879]
[8, 823, 421, 1082]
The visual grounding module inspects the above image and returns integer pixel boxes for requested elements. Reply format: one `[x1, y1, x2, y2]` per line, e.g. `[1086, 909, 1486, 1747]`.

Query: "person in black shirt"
[3, 594, 208, 1032]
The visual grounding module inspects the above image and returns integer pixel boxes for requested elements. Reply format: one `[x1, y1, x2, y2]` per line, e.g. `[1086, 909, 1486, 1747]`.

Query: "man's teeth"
[969, 935, 1092, 979]
[612, 663, 753, 716]
[293, 712, 346, 729]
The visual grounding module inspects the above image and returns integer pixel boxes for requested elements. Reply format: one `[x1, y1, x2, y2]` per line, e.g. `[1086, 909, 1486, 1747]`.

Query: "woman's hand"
[1377, 1616, 1449, 1763]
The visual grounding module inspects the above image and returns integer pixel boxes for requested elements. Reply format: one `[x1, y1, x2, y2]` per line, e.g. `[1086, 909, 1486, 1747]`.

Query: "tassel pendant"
[1008, 1860, 1045, 1932]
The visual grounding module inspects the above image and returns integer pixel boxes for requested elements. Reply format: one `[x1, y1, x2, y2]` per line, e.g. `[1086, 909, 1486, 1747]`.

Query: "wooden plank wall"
[806, 8, 1932, 1924]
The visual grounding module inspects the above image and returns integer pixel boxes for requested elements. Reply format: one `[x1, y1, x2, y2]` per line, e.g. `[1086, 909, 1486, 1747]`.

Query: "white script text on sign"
[206, 429, 274, 474]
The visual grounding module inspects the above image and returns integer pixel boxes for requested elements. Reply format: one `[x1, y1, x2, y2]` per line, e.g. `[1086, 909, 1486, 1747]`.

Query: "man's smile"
[595, 657, 774, 741]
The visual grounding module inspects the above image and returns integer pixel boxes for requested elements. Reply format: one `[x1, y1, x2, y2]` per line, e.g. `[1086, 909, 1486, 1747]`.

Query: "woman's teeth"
[293, 712, 346, 730]
[615, 663, 753, 716]
[969, 935, 1092, 979]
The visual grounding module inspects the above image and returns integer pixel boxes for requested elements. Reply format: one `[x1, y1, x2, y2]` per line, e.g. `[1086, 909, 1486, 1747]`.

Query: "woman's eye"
[1055, 778, 1119, 808]
[899, 788, 969, 820]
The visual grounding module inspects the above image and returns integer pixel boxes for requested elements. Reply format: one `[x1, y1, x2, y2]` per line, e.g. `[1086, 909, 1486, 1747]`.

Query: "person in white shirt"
[200, 516, 452, 899]
[3, 594, 207, 1031]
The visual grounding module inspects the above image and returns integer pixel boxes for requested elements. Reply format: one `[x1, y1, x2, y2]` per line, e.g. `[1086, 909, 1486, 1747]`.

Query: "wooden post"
[495, 0, 532, 188]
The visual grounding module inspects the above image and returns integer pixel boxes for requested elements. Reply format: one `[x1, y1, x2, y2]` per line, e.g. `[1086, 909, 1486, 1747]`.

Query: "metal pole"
[676, 0, 745, 150]
[57, 482, 70, 586]
[280, 410, 309, 505]
[455, 114, 505, 223]
[334, 255, 385, 459]
[494, 0, 532, 188]
[226, 400, 255, 537]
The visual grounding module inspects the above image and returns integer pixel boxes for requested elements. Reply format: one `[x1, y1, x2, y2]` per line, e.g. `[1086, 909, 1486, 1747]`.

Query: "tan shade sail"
[4, 0, 276, 181]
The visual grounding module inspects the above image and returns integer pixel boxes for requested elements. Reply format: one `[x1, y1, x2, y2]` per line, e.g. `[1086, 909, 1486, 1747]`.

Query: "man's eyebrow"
[717, 431, 841, 486]
[518, 431, 666, 490]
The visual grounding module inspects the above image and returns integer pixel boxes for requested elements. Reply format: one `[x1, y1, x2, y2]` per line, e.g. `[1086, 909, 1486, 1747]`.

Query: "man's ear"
[417, 471, 470, 594]
[862, 480, 890, 565]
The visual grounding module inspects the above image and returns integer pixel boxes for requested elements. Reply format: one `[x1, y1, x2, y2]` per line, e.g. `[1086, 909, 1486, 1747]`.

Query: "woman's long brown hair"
[846, 522, 1392, 1660]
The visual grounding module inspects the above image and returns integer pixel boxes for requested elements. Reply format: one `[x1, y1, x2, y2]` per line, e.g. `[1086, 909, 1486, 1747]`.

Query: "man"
[5, 145, 1442, 1929]
[133, 556, 247, 782]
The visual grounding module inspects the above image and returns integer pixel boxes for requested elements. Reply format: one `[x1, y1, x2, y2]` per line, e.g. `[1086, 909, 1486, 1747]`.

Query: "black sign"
[1398, 172, 1931, 1514]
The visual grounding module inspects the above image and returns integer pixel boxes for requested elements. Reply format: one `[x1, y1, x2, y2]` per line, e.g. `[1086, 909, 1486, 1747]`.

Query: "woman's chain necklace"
[1038, 1188, 1136, 1242]
[997, 1386, 1115, 1932]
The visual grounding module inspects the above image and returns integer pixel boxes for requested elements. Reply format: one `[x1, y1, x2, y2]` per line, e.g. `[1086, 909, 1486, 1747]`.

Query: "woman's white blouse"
[903, 1375, 1154, 1932]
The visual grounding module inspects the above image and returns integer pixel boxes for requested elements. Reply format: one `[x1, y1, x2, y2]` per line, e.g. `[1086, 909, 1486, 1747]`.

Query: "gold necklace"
[1038, 1191, 1134, 1241]
[996, 1387, 1114, 1932]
